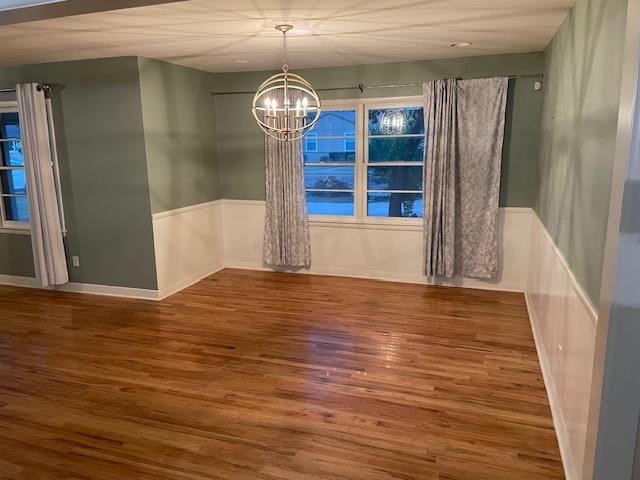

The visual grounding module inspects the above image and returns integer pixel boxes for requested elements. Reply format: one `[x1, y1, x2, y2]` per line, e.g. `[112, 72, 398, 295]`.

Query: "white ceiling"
[0, 0, 573, 73]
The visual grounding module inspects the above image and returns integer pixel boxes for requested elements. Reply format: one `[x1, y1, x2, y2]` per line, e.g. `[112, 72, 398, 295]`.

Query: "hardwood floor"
[0, 269, 564, 479]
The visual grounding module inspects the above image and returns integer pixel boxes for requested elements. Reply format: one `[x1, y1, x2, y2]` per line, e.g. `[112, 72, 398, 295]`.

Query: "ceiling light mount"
[274, 24, 293, 34]
[251, 24, 321, 142]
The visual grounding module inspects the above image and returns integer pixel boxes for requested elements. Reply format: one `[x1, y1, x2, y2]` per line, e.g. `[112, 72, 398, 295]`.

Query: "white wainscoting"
[525, 213, 598, 480]
[0, 200, 226, 301]
[152, 200, 224, 299]
[221, 199, 533, 292]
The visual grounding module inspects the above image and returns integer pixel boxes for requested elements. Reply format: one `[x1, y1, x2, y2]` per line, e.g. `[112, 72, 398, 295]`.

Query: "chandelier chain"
[281, 29, 289, 72]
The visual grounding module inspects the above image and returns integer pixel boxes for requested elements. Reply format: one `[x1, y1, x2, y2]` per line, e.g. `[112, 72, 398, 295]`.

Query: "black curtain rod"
[209, 73, 543, 96]
[0, 83, 53, 94]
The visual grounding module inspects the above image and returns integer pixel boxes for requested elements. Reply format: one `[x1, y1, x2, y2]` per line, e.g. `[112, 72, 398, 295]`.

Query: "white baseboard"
[0, 274, 41, 289]
[0, 274, 160, 300]
[525, 292, 576, 480]
[225, 261, 527, 293]
[157, 263, 225, 300]
[58, 282, 160, 300]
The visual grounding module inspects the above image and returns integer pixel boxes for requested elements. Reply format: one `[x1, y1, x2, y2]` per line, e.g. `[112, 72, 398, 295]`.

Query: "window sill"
[0, 227, 30, 235]
[309, 216, 423, 231]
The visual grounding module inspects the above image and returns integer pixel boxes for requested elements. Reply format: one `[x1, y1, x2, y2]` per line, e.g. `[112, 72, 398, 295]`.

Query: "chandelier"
[251, 25, 321, 141]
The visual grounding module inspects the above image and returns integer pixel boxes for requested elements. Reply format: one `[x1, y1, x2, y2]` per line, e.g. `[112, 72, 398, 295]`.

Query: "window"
[304, 109, 356, 216]
[366, 106, 424, 218]
[0, 103, 29, 229]
[304, 133, 318, 152]
[303, 98, 424, 221]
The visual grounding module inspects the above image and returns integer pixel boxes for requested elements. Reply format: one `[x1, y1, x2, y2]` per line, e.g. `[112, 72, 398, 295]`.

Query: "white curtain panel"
[17, 83, 68, 287]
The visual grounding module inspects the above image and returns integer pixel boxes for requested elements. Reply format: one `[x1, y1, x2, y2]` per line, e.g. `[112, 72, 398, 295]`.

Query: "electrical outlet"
[72, 256, 80, 267]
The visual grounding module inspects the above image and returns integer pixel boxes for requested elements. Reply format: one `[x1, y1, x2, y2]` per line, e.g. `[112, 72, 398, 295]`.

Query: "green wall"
[213, 52, 545, 206]
[138, 58, 219, 214]
[0, 57, 158, 289]
[537, 0, 629, 302]
[0, 51, 555, 291]
[0, 234, 34, 277]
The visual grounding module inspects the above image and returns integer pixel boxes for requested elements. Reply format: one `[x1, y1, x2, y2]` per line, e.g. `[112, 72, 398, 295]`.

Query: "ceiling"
[0, 0, 573, 73]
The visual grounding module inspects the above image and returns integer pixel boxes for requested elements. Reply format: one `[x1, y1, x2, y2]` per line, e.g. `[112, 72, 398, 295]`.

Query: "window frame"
[0, 101, 30, 233]
[306, 96, 424, 227]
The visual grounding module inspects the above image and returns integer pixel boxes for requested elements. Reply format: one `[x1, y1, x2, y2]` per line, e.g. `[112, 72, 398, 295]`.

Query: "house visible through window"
[304, 132, 318, 152]
[303, 99, 424, 220]
[304, 109, 356, 216]
[0, 104, 29, 229]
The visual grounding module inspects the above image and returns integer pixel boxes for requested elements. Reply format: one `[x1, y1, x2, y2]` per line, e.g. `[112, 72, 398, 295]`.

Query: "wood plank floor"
[0, 269, 564, 479]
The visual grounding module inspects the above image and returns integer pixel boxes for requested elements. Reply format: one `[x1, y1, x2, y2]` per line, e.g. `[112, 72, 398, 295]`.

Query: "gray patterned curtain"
[423, 77, 508, 279]
[263, 133, 311, 268]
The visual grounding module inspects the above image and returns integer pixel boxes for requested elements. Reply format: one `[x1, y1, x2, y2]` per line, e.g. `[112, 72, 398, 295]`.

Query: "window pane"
[305, 110, 357, 163]
[2, 195, 29, 222]
[1, 140, 23, 167]
[368, 137, 425, 162]
[0, 112, 20, 139]
[1, 140, 24, 167]
[368, 107, 424, 136]
[368, 166, 423, 191]
[306, 191, 354, 216]
[367, 193, 423, 218]
[304, 166, 354, 189]
[0, 169, 27, 194]
[309, 110, 356, 137]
